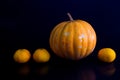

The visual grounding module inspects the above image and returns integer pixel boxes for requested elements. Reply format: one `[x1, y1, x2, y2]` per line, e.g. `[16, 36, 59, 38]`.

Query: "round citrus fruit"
[97, 48, 116, 63]
[33, 48, 50, 63]
[13, 49, 31, 63]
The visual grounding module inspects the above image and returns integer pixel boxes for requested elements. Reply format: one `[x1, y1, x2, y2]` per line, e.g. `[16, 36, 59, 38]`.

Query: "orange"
[33, 48, 50, 63]
[98, 48, 116, 63]
[13, 49, 31, 63]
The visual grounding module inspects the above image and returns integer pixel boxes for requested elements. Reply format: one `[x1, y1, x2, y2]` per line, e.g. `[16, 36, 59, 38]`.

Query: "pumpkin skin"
[49, 14, 97, 60]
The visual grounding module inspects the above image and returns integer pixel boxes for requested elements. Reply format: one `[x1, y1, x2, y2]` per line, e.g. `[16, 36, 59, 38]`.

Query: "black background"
[0, 0, 120, 80]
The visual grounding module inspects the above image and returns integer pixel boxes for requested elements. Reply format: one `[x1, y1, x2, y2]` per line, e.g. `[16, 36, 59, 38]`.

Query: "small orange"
[13, 49, 31, 63]
[33, 48, 50, 63]
[97, 48, 116, 63]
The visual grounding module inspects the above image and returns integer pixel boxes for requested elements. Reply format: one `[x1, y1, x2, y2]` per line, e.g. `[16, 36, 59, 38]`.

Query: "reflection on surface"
[77, 66, 96, 80]
[17, 64, 30, 76]
[1, 57, 117, 80]
[48, 62, 96, 80]
[97, 63, 116, 76]
[34, 64, 50, 76]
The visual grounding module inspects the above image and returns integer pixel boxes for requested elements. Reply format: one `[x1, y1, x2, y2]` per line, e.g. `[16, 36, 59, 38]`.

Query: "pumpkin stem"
[67, 13, 74, 21]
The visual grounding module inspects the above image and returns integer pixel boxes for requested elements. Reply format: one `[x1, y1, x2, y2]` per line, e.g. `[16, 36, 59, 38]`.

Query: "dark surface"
[0, 0, 120, 80]
[0, 47, 120, 80]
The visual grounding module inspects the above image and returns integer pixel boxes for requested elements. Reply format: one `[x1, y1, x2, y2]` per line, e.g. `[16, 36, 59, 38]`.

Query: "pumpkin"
[49, 13, 97, 60]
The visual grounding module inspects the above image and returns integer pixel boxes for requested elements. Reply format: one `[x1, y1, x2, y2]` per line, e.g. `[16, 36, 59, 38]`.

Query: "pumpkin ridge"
[87, 27, 94, 56]
[81, 21, 96, 56]
[73, 22, 79, 59]
[79, 21, 89, 58]
[89, 27, 97, 54]
[65, 22, 75, 59]
[86, 23, 93, 56]
[54, 23, 66, 57]
[71, 23, 75, 60]
[50, 22, 66, 57]
[64, 23, 71, 59]
[76, 21, 88, 59]
[59, 22, 70, 58]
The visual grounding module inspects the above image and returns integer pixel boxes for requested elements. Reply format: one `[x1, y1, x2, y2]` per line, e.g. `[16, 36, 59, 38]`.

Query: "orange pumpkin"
[49, 13, 97, 60]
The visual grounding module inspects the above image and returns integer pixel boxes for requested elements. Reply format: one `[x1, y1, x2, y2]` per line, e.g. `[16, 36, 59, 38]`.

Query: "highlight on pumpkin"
[49, 13, 97, 60]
